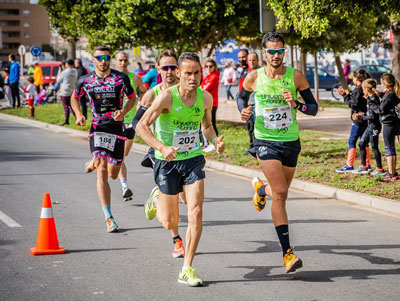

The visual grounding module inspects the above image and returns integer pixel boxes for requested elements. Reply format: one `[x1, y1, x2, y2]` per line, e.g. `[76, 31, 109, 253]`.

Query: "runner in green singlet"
[238, 32, 318, 274]
[136, 52, 225, 287]
[133, 50, 189, 258]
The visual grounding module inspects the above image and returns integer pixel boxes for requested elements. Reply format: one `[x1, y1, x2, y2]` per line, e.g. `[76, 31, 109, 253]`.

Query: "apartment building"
[0, 0, 50, 63]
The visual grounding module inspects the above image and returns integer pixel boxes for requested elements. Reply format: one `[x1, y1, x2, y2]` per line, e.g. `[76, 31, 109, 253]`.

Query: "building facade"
[0, 0, 50, 63]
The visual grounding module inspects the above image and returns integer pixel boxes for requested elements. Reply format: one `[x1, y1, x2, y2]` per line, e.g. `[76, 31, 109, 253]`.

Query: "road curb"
[1, 112, 399, 216]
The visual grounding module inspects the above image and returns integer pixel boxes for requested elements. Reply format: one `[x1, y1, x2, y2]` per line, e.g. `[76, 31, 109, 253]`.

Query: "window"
[24, 33, 30, 39]
[53, 66, 59, 75]
[42, 66, 51, 76]
[22, 10, 30, 16]
[23, 22, 30, 28]
[376, 65, 390, 73]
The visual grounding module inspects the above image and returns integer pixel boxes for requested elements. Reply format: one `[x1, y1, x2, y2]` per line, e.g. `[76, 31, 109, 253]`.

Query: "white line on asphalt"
[0, 210, 22, 227]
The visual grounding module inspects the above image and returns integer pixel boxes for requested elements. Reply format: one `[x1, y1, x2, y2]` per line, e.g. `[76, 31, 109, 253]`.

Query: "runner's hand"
[161, 146, 180, 161]
[215, 135, 225, 154]
[352, 113, 359, 120]
[113, 110, 125, 121]
[76, 114, 86, 126]
[282, 89, 296, 107]
[241, 105, 253, 121]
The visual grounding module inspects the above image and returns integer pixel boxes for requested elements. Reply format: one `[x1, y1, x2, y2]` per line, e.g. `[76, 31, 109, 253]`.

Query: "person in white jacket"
[220, 62, 236, 100]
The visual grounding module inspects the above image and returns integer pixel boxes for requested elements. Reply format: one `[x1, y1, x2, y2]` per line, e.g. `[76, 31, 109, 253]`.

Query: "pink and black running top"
[73, 69, 135, 135]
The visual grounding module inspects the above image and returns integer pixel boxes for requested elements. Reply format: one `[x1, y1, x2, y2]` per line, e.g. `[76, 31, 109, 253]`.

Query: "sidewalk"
[1, 112, 399, 216]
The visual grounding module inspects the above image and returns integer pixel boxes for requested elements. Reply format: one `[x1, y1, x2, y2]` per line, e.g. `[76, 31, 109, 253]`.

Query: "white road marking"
[0, 210, 22, 227]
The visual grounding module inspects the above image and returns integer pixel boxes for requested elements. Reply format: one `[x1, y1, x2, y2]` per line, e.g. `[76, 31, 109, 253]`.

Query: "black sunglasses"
[160, 65, 177, 71]
[205, 64, 215, 68]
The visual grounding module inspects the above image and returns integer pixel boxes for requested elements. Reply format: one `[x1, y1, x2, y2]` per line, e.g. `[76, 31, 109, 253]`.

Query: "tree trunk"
[67, 38, 76, 60]
[313, 53, 319, 101]
[335, 55, 348, 89]
[290, 45, 294, 68]
[392, 21, 400, 82]
[298, 50, 307, 75]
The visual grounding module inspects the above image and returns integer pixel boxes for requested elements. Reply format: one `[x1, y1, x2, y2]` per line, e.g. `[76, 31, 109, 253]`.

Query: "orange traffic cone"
[30, 193, 65, 255]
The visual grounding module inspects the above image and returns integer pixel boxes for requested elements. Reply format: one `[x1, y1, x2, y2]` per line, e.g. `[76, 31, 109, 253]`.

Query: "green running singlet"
[154, 85, 204, 161]
[254, 67, 299, 142]
[123, 72, 138, 124]
[153, 83, 162, 98]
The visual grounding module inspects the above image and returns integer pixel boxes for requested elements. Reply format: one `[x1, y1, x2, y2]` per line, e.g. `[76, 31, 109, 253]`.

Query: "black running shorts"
[255, 138, 301, 168]
[124, 124, 135, 140]
[89, 132, 126, 166]
[154, 155, 206, 195]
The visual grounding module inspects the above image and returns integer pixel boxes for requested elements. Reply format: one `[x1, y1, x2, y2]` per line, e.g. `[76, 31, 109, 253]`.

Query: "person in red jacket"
[201, 57, 220, 152]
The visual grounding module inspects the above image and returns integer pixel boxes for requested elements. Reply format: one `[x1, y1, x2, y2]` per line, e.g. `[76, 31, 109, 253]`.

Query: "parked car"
[364, 58, 392, 69]
[306, 67, 340, 90]
[39, 61, 62, 86]
[355, 64, 391, 82]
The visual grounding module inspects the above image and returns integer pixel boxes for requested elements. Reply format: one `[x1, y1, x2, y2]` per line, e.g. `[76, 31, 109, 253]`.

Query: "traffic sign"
[18, 45, 26, 56]
[133, 46, 141, 57]
[30, 45, 42, 57]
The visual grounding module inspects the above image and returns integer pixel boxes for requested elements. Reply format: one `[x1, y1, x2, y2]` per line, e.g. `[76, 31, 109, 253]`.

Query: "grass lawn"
[2, 103, 399, 200]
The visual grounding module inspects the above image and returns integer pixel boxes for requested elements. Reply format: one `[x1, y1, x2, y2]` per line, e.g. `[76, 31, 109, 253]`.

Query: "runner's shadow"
[67, 247, 136, 254]
[207, 266, 400, 284]
[117, 226, 164, 233]
[0, 150, 74, 162]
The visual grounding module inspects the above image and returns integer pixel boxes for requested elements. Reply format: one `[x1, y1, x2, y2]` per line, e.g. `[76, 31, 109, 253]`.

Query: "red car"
[39, 62, 62, 86]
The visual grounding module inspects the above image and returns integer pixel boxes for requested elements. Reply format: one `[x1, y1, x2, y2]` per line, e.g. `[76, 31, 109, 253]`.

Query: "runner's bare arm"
[202, 91, 225, 153]
[134, 74, 147, 100]
[136, 90, 178, 161]
[71, 94, 85, 126]
[139, 88, 155, 108]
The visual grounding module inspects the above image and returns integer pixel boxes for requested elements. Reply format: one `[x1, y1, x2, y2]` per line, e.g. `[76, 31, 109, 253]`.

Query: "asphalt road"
[1, 119, 400, 300]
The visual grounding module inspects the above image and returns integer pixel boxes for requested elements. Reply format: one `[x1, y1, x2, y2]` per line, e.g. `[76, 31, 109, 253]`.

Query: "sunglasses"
[160, 65, 177, 71]
[205, 65, 215, 68]
[94, 55, 111, 62]
[264, 48, 285, 55]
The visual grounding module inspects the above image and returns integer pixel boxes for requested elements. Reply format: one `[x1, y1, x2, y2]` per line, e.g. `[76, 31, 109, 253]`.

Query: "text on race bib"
[172, 130, 199, 151]
[94, 132, 117, 151]
[263, 105, 293, 129]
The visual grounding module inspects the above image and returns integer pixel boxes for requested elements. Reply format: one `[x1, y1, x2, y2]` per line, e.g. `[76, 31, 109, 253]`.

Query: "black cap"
[66, 59, 74, 66]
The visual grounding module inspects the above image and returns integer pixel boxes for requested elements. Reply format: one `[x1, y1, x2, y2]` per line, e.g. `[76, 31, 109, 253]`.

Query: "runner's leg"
[182, 179, 204, 267]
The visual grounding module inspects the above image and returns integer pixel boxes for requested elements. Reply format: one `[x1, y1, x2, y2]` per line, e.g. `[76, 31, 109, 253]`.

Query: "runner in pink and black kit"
[71, 45, 136, 233]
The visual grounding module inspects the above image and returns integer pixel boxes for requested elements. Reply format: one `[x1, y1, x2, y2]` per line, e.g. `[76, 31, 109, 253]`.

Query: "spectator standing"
[28, 65, 34, 75]
[237, 48, 250, 92]
[343, 59, 351, 85]
[33, 61, 43, 94]
[25, 76, 36, 117]
[142, 63, 158, 89]
[221, 62, 236, 100]
[201, 57, 220, 152]
[75, 58, 89, 118]
[3, 68, 12, 107]
[58, 59, 78, 126]
[8, 54, 21, 108]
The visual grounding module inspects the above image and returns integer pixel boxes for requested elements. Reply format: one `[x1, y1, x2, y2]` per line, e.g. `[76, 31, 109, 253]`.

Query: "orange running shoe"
[283, 248, 303, 273]
[85, 159, 96, 173]
[251, 177, 266, 211]
[172, 238, 185, 258]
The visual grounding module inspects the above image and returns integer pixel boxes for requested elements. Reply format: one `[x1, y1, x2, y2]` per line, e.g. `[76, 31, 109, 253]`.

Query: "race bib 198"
[94, 132, 117, 151]
[263, 106, 293, 129]
[172, 130, 199, 151]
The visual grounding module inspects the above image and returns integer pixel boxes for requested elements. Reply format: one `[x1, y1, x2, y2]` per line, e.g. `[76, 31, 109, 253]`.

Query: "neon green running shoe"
[145, 186, 159, 220]
[178, 267, 203, 287]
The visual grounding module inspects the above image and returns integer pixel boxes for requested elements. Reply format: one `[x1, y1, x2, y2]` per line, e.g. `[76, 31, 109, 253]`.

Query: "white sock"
[120, 179, 128, 189]
[182, 266, 191, 272]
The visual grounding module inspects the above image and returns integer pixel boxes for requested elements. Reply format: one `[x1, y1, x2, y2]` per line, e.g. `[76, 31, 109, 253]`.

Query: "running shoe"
[85, 159, 96, 173]
[383, 172, 399, 182]
[352, 166, 369, 175]
[283, 248, 303, 273]
[370, 168, 385, 176]
[144, 186, 159, 220]
[178, 267, 203, 287]
[123, 187, 133, 201]
[367, 165, 372, 171]
[335, 165, 354, 173]
[106, 217, 119, 233]
[252, 177, 266, 211]
[172, 239, 185, 258]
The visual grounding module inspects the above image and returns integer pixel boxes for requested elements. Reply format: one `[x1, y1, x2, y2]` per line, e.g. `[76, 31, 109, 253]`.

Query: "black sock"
[173, 235, 182, 244]
[257, 185, 267, 197]
[275, 225, 291, 256]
